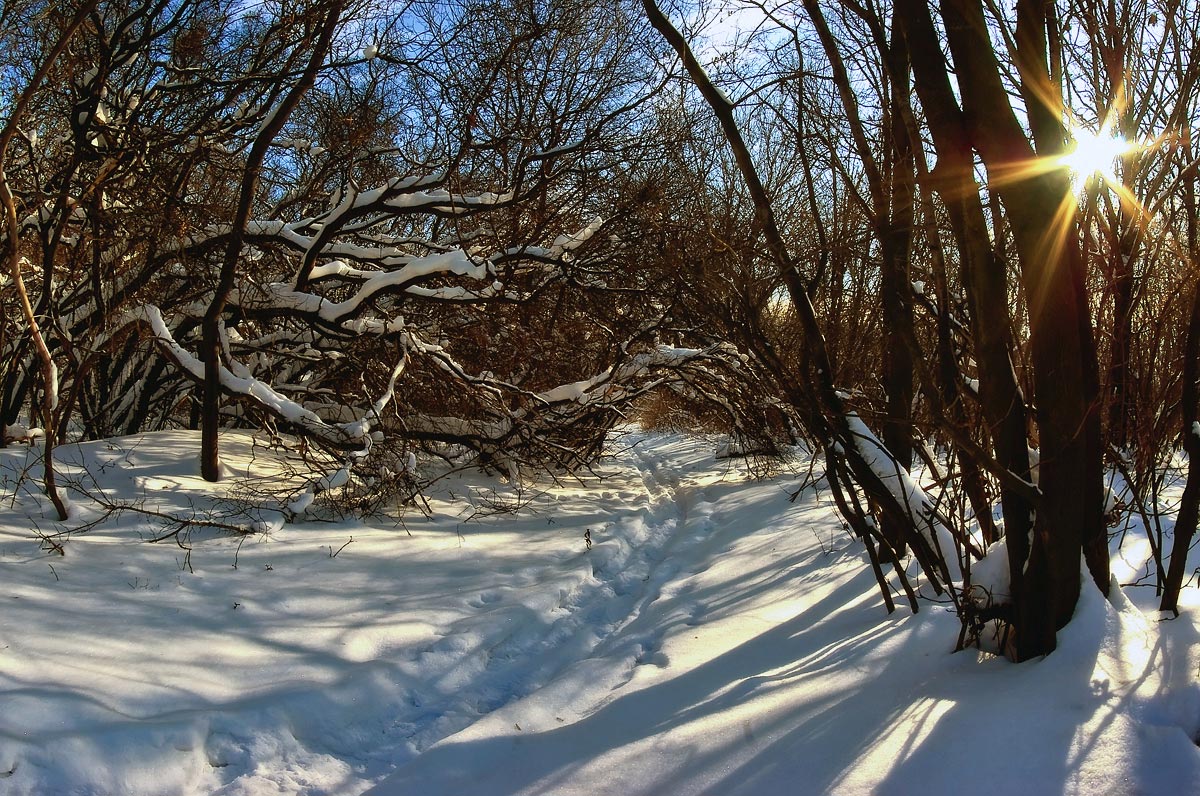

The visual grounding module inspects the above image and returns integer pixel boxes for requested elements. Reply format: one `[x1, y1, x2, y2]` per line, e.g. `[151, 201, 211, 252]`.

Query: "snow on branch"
[217, 217, 608, 332]
[252, 249, 492, 326]
[124, 305, 406, 450]
[532, 344, 726, 409]
[842, 413, 973, 577]
[156, 176, 517, 268]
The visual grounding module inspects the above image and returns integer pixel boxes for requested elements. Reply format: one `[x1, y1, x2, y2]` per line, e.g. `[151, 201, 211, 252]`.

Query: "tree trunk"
[645, 0, 955, 612]
[1161, 282, 1200, 613]
[879, 14, 917, 554]
[0, 3, 96, 518]
[1161, 147, 1200, 614]
[939, 0, 1106, 658]
[803, 0, 915, 555]
[899, 0, 1034, 587]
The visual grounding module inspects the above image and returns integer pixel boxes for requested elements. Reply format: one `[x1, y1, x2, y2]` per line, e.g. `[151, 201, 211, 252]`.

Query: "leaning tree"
[642, 0, 1200, 659]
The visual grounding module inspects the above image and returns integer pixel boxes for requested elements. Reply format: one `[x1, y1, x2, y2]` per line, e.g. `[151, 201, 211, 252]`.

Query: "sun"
[1059, 125, 1133, 187]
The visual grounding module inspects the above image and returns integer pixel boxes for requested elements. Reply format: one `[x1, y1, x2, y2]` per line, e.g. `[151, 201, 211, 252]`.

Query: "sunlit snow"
[0, 431, 1197, 795]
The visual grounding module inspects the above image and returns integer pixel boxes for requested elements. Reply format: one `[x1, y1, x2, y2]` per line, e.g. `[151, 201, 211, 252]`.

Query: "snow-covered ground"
[1, 430, 1198, 795]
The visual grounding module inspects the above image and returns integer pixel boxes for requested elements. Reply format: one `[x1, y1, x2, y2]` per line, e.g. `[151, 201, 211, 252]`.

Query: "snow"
[537, 377, 600, 404]
[844, 412, 965, 575]
[268, 250, 487, 322]
[0, 430, 1198, 795]
[549, 217, 604, 255]
[286, 488, 316, 516]
[318, 465, 351, 491]
[970, 538, 1012, 602]
[1, 424, 43, 444]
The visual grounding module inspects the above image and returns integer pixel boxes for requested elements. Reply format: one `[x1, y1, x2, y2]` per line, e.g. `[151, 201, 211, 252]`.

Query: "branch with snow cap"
[193, 218, 607, 334]
[123, 191, 608, 347]
[530, 344, 733, 411]
[399, 341, 745, 476]
[841, 413, 983, 571]
[125, 305, 407, 451]
[148, 176, 517, 271]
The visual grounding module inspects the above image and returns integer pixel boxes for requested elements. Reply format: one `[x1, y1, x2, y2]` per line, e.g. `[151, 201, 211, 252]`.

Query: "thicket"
[2, 0, 1198, 659]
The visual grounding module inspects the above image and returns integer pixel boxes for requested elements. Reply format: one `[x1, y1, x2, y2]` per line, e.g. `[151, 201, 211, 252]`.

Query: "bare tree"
[640, 0, 1200, 659]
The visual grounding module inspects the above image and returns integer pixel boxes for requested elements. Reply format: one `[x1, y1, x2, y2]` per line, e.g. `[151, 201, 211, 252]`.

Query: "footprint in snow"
[634, 640, 670, 668]
[469, 591, 503, 608]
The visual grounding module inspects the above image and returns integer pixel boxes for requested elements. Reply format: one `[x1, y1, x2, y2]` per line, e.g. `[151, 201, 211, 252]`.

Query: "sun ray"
[975, 119, 1149, 231]
[1059, 123, 1133, 187]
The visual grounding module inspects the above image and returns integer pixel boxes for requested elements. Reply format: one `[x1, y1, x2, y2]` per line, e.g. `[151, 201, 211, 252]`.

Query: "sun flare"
[1059, 126, 1133, 186]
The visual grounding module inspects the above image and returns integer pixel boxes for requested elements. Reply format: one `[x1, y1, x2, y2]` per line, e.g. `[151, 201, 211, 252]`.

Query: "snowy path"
[370, 433, 716, 762]
[1, 430, 1199, 795]
[0, 431, 753, 794]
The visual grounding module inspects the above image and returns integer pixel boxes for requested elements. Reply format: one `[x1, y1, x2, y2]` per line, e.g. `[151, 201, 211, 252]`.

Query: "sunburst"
[1059, 123, 1134, 189]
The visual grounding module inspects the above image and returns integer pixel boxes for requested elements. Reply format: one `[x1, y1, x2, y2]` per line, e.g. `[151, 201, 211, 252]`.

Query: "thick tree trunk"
[1162, 316, 1200, 614]
[937, 0, 1106, 658]
[1012, 0, 1108, 606]
[879, 15, 917, 557]
[899, 0, 1034, 583]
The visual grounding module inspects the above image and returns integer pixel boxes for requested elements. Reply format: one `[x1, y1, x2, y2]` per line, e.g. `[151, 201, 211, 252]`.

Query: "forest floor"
[1, 429, 1199, 795]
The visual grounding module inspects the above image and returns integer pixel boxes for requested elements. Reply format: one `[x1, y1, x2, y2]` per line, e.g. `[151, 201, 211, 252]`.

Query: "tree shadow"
[364, 567, 948, 796]
[361, 573, 1200, 796]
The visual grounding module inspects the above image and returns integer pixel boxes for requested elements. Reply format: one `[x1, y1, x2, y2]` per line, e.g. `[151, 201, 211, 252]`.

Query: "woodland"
[3, 0, 1200, 668]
